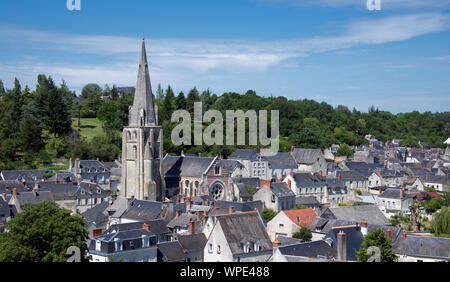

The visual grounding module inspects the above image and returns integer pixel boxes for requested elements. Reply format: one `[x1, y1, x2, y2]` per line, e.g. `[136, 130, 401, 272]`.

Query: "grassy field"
[72, 118, 104, 141]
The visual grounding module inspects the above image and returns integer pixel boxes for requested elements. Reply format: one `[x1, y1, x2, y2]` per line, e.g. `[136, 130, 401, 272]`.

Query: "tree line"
[0, 76, 449, 170]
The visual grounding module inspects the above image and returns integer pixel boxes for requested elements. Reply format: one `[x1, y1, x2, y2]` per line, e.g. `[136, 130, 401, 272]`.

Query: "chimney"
[88, 184, 92, 193]
[273, 238, 281, 249]
[181, 150, 185, 157]
[12, 187, 17, 196]
[386, 228, 392, 240]
[276, 179, 282, 183]
[379, 187, 383, 195]
[290, 146, 295, 153]
[287, 179, 292, 189]
[176, 197, 180, 204]
[337, 230, 347, 261]
[68, 158, 73, 172]
[74, 158, 80, 175]
[402, 231, 407, 241]
[319, 170, 323, 178]
[361, 221, 368, 236]
[229, 206, 234, 214]
[338, 174, 342, 181]
[189, 217, 195, 235]
[144, 195, 148, 200]
[205, 199, 210, 206]
[219, 155, 224, 160]
[142, 222, 151, 231]
[214, 205, 220, 210]
[401, 186, 405, 198]
[5, 183, 9, 192]
[176, 209, 182, 218]
[290, 171, 295, 178]
[198, 153, 202, 158]
[377, 169, 382, 177]
[186, 197, 192, 211]
[202, 211, 209, 226]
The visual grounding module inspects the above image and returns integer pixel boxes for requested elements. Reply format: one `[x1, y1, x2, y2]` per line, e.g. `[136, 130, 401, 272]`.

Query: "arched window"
[210, 183, 224, 201]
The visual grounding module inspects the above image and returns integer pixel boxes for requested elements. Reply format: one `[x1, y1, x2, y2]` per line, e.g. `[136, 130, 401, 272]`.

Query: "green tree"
[81, 83, 102, 98]
[431, 206, 450, 237]
[0, 202, 89, 262]
[356, 228, 398, 262]
[0, 79, 5, 96]
[175, 91, 187, 110]
[19, 114, 44, 153]
[336, 143, 354, 157]
[290, 128, 323, 149]
[292, 227, 312, 242]
[261, 209, 277, 222]
[43, 86, 72, 137]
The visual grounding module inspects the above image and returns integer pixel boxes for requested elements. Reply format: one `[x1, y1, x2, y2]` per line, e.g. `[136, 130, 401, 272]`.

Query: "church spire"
[129, 39, 157, 126]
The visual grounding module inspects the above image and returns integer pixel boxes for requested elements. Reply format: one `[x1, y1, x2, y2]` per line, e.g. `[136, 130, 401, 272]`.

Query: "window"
[296, 217, 300, 222]
[115, 240, 122, 252]
[95, 240, 101, 251]
[243, 241, 250, 253]
[254, 240, 260, 252]
[129, 241, 135, 249]
[214, 164, 221, 176]
[217, 245, 221, 254]
[279, 223, 284, 228]
[271, 194, 276, 203]
[208, 243, 213, 253]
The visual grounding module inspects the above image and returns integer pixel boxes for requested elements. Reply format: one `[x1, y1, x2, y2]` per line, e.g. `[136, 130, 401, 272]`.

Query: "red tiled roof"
[283, 209, 317, 228]
[426, 192, 443, 198]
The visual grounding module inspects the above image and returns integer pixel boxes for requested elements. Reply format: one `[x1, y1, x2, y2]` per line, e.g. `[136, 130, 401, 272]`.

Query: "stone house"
[266, 208, 317, 240]
[252, 181, 296, 212]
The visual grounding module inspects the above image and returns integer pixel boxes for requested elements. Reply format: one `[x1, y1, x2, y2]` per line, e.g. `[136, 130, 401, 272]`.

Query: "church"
[120, 39, 166, 202]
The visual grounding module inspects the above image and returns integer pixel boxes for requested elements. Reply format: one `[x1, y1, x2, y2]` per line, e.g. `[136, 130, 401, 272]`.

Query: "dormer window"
[97, 189, 102, 194]
[254, 240, 260, 252]
[129, 241, 135, 249]
[96, 240, 101, 251]
[142, 236, 149, 248]
[243, 241, 250, 253]
[296, 217, 300, 222]
[115, 240, 122, 252]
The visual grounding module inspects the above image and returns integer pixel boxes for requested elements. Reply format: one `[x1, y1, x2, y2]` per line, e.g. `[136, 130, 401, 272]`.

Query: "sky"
[0, 0, 450, 113]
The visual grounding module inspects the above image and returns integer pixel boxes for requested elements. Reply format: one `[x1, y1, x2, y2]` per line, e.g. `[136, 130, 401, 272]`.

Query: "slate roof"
[106, 219, 170, 236]
[325, 226, 365, 261]
[163, 156, 215, 178]
[346, 162, 382, 173]
[228, 149, 258, 161]
[177, 233, 208, 252]
[379, 188, 413, 199]
[232, 177, 260, 189]
[393, 235, 450, 259]
[0, 181, 29, 194]
[310, 218, 357, 234]
[217, 212, 272, 255]
[157, 241, 187, 262]
[81, 201, 110, 226]
[0, 170, 46, 182]
[121, 199, 162, 221]
[270, 182, 295, 198]
[235, 183, 251, 199]
[322, 205, 391, 226]
[263, 152, 297, 169]
[336, 170, 367, 181]
[45, 172, 77, 183]
[276, 236, 302, 246]
[278, 240, 337, 259]
[0, 197, 15, 222]
[282, 209, 317, 228]
[292, 173, 326, 187]
[220, 159, 244, 173]
[295, 196, 320, 206]
[37, 183, 77, 201]
[14, 191, 54, 207]
[167, 213, 202, 233]
[212, 200, 264, 215]
[78, 160, 109, 173]
[291, 149, 322, 165]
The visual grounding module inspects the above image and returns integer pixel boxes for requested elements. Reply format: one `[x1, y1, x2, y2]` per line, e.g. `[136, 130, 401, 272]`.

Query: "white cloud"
[0, 13, 448, 92]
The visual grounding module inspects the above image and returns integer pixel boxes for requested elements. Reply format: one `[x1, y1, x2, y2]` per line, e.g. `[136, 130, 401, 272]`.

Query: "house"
[167, 212, 204, 238]
[272, 240, 337, 262]
[283, 172, 327, 204]
[325, 178, 348, 207]
[262, 152, 298, 180]
[335, 170, 369, 199]
[377, 187, 413, 218]
[266, 208, 317, 240]
[403, 176, 424, 192]
[393, 232, 450, 262]
[252, 182, 296, 212]
[290, 147, 327, 176]
[105, 219, 171, 244]
[0, 180, 29, 194]
[106, 197, 163, 225]
[221, 159, 249, 178]
[45, 172, 77, 184]
[88, 222, 159, 262]
[81, 201, 111, 238]
[228, 149, 266, 179]
[421, 175, 449, 192]
[177, 233, 208, 262]
[71, 159, 111, 190]
[203, 212, 272, 262]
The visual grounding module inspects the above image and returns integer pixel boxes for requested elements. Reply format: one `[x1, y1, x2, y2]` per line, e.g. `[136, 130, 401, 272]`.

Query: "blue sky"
[0, 0, 450, 113]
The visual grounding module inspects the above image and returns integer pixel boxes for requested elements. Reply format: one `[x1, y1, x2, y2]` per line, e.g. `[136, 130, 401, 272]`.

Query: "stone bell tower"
[121, 39, 165, 201]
